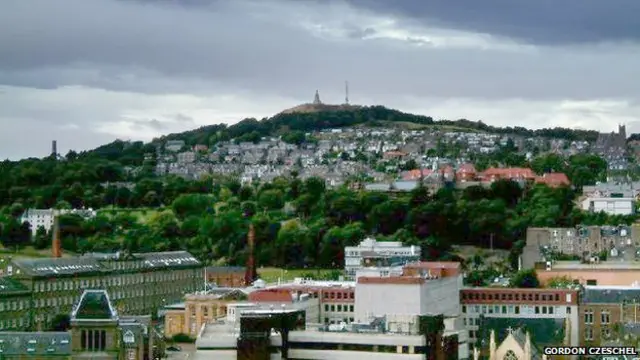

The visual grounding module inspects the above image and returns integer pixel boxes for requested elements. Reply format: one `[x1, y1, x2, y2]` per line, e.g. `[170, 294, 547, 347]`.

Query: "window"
[549, 307, 554, 314]
[462, 305, 466, 313]
[515, 306, 520, 314]
[503, 350, 518, 360]
[601, 310, 610, 324]
[349, 305, 354, 312]
[584, 310, 594, 324]
[535, 306, 540, 314]
[330, 305, 335, 312]
[602, 326, 611, 339]
[585, 327, 593, 340]
[337, 305, 342, 312]
[502, 306, 507, 314]
[566, 306, 571, 314]
[586, 279, 597, 285]
[123, 330, 135, 344]
[324, 304, 329, 312]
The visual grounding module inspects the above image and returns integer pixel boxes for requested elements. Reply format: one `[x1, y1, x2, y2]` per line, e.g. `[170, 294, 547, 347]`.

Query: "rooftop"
[547, 261, 640, 270]
[582, 285, 640, 304]
[72, 290, 118, 321]
[0, 332, 71, 356]
[12, 251, 200, 277]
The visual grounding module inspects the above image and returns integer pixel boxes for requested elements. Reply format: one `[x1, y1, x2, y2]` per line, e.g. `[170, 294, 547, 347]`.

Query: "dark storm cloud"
[1, 0, 640, 102]
[346, 0, 640, 46]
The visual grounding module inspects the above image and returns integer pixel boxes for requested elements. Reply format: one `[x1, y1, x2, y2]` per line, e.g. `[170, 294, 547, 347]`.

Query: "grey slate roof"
[12, 257, 106, 277]
[12, 251, 200, 277]
[0, 332, 71, 356]
[582, 286, 640, 304]
[135, 251, 201, 269]
[72, 290, 118, 321]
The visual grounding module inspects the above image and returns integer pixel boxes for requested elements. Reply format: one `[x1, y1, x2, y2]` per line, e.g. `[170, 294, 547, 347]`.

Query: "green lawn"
[97, 207, 161, 223]
[257, 267, 342, 283]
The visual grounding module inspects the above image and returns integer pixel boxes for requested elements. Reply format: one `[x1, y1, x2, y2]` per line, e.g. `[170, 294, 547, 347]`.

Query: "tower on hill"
[313, 90, 322, 105]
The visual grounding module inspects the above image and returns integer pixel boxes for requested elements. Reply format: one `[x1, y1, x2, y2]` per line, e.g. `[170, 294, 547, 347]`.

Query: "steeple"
[313, 90, 321, 105]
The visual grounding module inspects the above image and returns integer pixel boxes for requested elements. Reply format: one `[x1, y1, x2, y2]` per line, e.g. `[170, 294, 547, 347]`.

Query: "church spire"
[313, 90, 321, 105]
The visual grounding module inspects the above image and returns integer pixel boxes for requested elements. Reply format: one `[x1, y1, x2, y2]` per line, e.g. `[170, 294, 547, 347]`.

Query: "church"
[475, 317, 572, 360]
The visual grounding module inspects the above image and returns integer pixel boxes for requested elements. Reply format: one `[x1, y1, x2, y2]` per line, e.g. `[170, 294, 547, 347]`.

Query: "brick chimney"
[52, 213, 62, 258]
[244, 223, 257, 286]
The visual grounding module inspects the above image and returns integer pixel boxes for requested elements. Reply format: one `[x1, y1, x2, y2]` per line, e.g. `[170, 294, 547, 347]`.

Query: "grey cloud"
[1, 0, 640, 159]
[1, 0, 639, 102]
[345, 0, 640, 46]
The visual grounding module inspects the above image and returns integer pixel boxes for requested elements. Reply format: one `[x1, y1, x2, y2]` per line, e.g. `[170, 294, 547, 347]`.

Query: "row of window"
[583, 326, 612, 341]
[461, 292, 566, 302]
[289, 341, 424, 353]
[323, 304, 354, 313]
[584, 310, 609, 325]
[324, 317, 355, 325]
[462, 304, 571, 315]
[323, 291, 354, 300]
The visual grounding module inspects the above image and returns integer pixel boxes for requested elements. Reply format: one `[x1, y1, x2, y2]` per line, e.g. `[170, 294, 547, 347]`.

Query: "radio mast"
[345, 81, 349, 105]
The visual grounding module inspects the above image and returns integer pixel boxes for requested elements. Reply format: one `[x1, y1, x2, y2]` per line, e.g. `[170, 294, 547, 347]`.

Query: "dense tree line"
[1, 175, 634, 272]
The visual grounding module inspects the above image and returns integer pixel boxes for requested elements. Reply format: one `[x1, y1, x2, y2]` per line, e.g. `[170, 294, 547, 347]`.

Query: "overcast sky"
[2, 0, 640, 159]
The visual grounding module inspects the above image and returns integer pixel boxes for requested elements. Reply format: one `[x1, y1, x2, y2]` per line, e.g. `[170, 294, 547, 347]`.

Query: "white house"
[581, 197, 636, 215]
[20, 208, 97, 236]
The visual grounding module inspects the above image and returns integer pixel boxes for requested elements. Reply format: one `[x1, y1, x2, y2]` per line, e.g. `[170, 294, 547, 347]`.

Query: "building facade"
[164, 289, 249, 338]
[0, 289, 163, 360]
[581, 197, 636, 215]
[205, 266, 246, 287]
[580, 285, 640, 346]
[535, 261, 640, 286]
[6, 251, 203, 330]
[20, 209, 97, 236]
[460, 288, 580, 347]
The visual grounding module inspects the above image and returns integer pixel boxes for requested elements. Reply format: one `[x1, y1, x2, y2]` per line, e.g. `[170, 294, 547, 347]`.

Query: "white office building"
[344, 237, 420, 279]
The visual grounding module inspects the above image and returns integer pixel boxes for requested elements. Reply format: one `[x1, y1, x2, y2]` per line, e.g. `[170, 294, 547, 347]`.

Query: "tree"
[49, 314, 70, 331]
[509, 269, 540, 288]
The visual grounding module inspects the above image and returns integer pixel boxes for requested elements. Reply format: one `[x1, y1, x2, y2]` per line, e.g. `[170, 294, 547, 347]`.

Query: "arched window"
[503, 350, 518, 360]
[123, 330, 135, 344]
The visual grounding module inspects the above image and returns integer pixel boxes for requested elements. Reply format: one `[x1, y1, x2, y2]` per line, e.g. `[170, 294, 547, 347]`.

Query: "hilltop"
[150, 105, 598, 147]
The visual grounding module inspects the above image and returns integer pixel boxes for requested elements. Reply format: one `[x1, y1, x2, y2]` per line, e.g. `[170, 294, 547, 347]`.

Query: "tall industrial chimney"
[52, 213, 62, 258]
[51, 140, 57, 158]
[244, 223, 257, 286]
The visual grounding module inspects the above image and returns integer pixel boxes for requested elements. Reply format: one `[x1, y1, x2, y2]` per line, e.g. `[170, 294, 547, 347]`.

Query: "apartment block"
[460, 288, 579, 346]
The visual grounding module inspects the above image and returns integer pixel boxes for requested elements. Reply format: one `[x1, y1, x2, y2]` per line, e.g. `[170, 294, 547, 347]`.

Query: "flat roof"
[550, 261, 640, 270]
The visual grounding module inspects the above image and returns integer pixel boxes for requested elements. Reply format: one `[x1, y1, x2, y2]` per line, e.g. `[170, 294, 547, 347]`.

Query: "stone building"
[0, 289, 163, 360]
[205, 266, 246, 287]
[0, 277, 31, 330]
[523, 225, 640, 269]
[580, 285, 640, 346]
[3, 251, 203, 331]
[164, 288, 248, 338]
